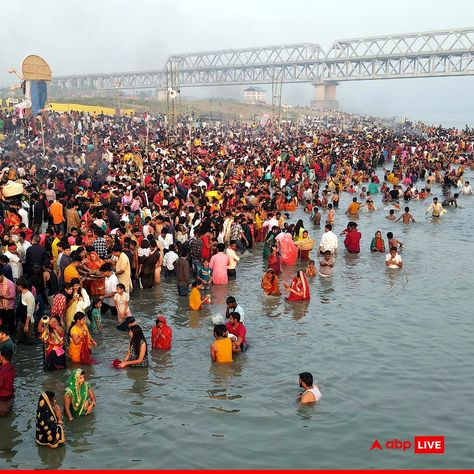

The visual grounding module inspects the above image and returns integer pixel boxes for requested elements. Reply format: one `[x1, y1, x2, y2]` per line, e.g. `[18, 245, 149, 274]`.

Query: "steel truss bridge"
[51, 28, 474, 91]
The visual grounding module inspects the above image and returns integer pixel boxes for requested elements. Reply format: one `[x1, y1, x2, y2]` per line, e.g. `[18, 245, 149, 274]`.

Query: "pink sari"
[276, 233, 298, 266]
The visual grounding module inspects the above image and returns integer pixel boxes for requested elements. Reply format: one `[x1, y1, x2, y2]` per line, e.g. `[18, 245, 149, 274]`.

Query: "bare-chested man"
[395, 206, 416, 224]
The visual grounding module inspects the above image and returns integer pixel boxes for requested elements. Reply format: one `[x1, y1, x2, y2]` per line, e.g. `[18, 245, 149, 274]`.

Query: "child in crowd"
[305, 260, 317, 277]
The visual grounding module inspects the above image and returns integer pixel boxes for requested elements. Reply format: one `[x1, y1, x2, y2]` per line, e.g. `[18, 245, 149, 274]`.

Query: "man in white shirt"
[461, 180, 472, 195]
[318, 224, 338, 255]
[100, 263, 119, 317]
[226, 241, 240, 279]
[385, 247, 403, 269]
[162, 245, 179, 276]
[158, 229, 173, 250]
[262, 213, 279, 232]
[4, 245, 22, 281]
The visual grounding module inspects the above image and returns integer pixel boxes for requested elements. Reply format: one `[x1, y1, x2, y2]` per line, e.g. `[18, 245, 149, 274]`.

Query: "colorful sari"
[262, 232, 276, 259]
[40, 325, 66, 371]
[276, 232, 298, 266]
[64, 369, 92, 418]
[151, 316, 172, 350]
[286, 271, 310, 301]
[370, 236, 385, 253]
[189, 287, 203, 310]
[261, 270, 281, 296]
[268, 252, 281, 275]
[83, 251, 103, 272]
[35, 392, 65, 448]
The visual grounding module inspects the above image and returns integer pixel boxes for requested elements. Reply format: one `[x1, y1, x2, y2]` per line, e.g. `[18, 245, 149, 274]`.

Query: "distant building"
[243, 87, 266, 104]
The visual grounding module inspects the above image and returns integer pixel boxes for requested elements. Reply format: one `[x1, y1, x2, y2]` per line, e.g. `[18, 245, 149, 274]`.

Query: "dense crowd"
[0, 107, 472, 446]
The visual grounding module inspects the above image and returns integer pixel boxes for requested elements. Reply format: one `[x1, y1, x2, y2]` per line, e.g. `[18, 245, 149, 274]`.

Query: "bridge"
[51, 27, 474, 109]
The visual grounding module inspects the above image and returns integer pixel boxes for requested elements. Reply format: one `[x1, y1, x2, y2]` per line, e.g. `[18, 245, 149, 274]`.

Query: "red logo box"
[414, 436, 445, 454]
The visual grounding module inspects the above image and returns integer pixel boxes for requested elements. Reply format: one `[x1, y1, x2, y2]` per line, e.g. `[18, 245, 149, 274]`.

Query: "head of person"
[100, 263, 113, 276]
[433, 197, 438, 202]
[125, 316, 136, 328]
[226, 296, 237, 310]
[0, 325, 8, 341]
[155, 315, 167, 327]
[302, 230, 309, 239]
[72, 312, 87, 327]
[112, 244, 122, 256]
[299, 371, 313, 389]
[128, 325, 146, 352]
[325, 224, 332, 232]
[16, 277, 31, 292]
[405, 207, 409, 212]
[387, 232, 393, 239]
[0, 346, 13, 365]
[213, 324, 228, 339]
[323, 250, 331, 259]
[229, 311, 241, 325]
[390, 246, 397, 255]
[375, 230, 382, 238]
[77, 369, 86, 385]
[116, 283, 126, 294]
[7, 243, 17, 254]
[217, 243, 226, 253]
[389, 209, 395, 215]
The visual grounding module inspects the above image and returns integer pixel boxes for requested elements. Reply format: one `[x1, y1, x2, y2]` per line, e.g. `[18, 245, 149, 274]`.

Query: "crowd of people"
[0, 106, 472, 447]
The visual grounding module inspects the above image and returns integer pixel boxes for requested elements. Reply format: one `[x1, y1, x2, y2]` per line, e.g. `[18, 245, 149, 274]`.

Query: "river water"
[0, 170, 473, 469]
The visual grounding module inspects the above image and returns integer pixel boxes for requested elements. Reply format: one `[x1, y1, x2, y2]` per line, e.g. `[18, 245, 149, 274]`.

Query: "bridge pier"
[311, 81, 339, 110]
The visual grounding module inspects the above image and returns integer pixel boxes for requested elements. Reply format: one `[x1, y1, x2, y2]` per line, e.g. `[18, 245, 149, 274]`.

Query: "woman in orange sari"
[68, 312, 97, 364]
[83, 250, 103, 272]
[81, 248, 104, 294]
[261, 269, 281, 296]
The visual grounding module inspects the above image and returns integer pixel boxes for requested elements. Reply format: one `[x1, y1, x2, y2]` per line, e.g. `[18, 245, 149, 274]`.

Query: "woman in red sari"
[151, 315, 172, 350]
[284, 271, 310, 301]
[267, 244, 281, 275]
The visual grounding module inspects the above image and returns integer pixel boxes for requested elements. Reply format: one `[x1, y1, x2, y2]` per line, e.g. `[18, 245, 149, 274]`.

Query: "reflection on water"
[37, 443, 66, 469]
[1, 173, 474, 469]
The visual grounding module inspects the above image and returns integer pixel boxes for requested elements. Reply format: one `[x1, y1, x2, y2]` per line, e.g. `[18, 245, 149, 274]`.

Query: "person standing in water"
[395, 207, 416, 224]
[298, 372, 322, 404]
[385, 247, 403, 269]
[425, 197, 446, 217]
[210, 324, 233, 363]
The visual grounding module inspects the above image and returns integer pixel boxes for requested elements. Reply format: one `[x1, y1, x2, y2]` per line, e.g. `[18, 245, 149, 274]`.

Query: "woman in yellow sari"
[294, 230, 315, 260]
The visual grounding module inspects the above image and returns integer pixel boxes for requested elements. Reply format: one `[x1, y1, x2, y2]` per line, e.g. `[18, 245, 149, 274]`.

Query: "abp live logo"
[370, 436, 444, 454]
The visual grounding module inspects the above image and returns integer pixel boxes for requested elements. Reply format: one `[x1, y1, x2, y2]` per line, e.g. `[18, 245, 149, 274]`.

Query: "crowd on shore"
[0, 107, 472, 447]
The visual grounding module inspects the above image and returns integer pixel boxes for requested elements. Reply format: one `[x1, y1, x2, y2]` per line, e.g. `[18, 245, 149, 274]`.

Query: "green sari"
[64, 368, 91, 418]
[262, 232, 275, 259]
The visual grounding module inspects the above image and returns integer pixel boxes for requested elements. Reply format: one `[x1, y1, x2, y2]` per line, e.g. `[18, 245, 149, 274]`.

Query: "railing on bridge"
[50, 27, 474, 91]
[322, 27, 474, 80]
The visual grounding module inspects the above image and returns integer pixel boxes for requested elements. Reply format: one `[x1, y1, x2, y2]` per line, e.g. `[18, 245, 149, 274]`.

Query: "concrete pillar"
[311, 81, 339, 110]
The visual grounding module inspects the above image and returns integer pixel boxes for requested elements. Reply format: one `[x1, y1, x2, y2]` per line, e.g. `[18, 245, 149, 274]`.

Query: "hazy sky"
[2, 0, 474, 125]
